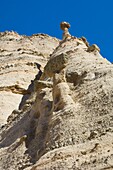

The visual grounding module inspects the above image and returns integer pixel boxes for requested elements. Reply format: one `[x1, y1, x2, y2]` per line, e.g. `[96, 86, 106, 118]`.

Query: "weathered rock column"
[33, 33, 113, 169]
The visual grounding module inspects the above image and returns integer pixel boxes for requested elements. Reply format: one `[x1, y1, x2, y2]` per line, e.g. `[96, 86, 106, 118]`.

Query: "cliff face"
[0, 31, 59, 125]
[0, 32, 113, 170]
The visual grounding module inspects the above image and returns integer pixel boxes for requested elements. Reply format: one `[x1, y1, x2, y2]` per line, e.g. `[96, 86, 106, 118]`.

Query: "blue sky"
[0, 0, 113, 62]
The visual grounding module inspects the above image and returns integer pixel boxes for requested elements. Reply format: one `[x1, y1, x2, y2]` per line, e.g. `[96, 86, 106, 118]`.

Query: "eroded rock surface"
[0, 31, 59, 125]
[0, 32, 113, 170]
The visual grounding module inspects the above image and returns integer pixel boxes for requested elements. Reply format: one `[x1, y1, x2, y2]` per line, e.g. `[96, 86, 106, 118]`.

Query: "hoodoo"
[0, 23, 113, 170]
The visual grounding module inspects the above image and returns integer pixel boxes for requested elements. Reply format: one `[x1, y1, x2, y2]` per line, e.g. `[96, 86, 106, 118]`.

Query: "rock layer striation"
[0, 32, 113, 170]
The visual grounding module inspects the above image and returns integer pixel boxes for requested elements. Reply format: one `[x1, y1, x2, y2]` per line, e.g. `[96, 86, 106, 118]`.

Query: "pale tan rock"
[0, 31, 113, 170]
[79, 36, 89, 47]
[0, 31, 59, 124]
[60, 21, 71, 40]
[87, 44, 100, 52]
[44, 53, 68, 77]
[30, 37, 113, 170]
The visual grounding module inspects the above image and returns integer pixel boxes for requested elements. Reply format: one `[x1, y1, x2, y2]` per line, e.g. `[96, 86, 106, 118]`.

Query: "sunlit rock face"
[0, 32, 113, 170]
[0, 31, 59, 125]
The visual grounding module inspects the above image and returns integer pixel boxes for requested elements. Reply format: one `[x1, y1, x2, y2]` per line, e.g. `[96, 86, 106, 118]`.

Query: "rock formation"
[0, 31, 59, 125]
[0, 27, 113, 170]
[60, 22, 71, 40]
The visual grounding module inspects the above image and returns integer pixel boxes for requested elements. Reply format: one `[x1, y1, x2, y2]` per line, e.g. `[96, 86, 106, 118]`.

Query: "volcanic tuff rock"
[0, 31, 113, 170]
[0, 31, 59, 125]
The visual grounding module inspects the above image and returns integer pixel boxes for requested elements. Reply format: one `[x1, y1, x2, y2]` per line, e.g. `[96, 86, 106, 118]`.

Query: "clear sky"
[0, 0, 113, 62]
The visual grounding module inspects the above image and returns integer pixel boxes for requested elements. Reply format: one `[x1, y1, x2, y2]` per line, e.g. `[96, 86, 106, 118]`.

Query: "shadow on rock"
[19, 63, 42, 110]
